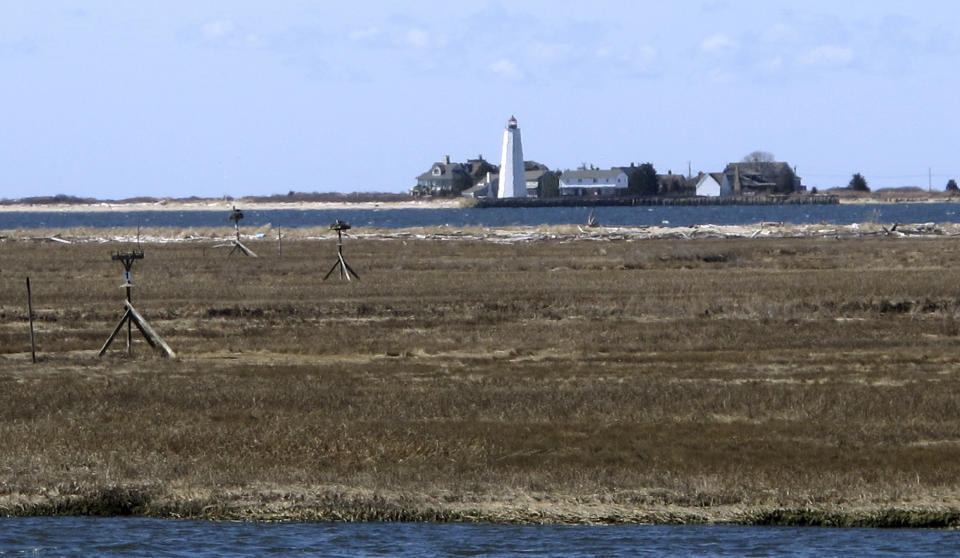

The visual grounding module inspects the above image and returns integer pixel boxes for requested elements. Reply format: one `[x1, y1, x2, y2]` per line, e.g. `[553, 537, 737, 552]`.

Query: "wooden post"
[26, 277, 36, 363]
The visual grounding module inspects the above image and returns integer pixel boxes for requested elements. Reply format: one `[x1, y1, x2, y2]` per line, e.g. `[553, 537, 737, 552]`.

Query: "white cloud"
[526, 41, 573, 62]
[708, 68, 734, 83]
[202, 20, 236, 40]
[405, 28, 429, 48]
[798, 45, 854, 66]
[490, 58, 523, 79]
[0, 38, 37, 57]
[760, 23, 797, 43]
[348, 27, 381, 41]
[593, 44, 656, 75]
[194, 19, 264, 49]
[759, 56, 783, 71]
[701, 33, 737, 54]
[627, 45, 656, 71]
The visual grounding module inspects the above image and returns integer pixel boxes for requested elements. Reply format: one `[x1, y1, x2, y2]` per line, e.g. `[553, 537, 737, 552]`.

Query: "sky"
[2, 0, 959, 199]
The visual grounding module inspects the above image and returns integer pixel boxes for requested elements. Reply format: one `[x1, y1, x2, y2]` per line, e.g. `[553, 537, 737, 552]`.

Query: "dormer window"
[433, 167, 442, 176]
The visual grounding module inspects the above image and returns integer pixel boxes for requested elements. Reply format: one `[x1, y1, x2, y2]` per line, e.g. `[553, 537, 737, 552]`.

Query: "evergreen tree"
[627, 163, 659, 196]
[848, 173, 869, 192]
[946, 179, 958, 192]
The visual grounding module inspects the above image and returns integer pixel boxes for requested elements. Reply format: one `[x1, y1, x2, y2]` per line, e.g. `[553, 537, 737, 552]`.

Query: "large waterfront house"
[719, 162, 802, 196]
[558, 168, 629, 197]
[414, 155, 495, 197]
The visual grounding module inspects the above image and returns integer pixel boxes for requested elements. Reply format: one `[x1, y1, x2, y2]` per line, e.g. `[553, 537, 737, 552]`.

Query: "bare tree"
[742, 151, 776, 163]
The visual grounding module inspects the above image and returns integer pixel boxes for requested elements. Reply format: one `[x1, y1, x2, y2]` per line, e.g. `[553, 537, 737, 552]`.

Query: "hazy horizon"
[2, 1, 958, 199]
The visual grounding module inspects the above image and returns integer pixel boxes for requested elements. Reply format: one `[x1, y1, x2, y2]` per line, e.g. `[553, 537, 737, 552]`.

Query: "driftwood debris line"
[3, 222, 959, 246]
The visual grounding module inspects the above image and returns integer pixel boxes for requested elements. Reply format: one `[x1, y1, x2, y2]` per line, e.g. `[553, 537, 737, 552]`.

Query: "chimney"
[444, 155, 450, 164]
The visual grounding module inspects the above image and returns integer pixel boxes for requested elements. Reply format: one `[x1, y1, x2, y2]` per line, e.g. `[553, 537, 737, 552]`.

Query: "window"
[433, 167, 442, 176]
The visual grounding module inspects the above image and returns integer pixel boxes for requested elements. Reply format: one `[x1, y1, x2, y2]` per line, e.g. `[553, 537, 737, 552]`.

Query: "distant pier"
[472, 195, 839, 208]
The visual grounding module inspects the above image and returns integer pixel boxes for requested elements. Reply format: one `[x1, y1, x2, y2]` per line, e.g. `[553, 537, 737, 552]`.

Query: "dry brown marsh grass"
[2, 234, 960, 524]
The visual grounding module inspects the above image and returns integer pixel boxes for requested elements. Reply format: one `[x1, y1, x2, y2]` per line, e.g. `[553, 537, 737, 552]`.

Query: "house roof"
[694, 173, 723, 186]
[561, 168, 626, 182]
[416, 161, 467, 181]
[657, 173, 686, 183]
[724, 162, 793, 181]
[722, 162, 799, 191]
[525, 169, 552, 181]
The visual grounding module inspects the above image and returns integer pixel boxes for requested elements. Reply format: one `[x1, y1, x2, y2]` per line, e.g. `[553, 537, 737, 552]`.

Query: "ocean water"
[1, 203, 959, 229]
[0, 518, 957, 557]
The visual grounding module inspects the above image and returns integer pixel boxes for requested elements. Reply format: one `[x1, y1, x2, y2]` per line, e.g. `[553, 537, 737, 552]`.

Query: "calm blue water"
[2, 203, 959, 229]
[0, 518, 956, 557]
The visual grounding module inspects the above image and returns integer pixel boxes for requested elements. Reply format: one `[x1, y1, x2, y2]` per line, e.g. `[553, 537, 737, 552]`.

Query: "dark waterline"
[2, 203, 960, 229]
[1, 518, 957, 557]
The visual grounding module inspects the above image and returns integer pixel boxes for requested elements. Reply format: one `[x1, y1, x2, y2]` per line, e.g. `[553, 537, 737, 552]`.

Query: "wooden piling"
[26, 277, 36, 363]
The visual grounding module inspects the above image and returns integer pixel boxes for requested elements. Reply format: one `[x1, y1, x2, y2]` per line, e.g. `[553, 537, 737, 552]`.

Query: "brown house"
[720, 162, 802, 196]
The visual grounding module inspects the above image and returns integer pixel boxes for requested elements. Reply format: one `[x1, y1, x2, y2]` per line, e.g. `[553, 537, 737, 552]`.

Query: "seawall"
[472, 195, 839, 208]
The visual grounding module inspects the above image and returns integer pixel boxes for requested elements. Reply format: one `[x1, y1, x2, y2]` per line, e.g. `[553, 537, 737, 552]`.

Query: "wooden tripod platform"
[222, 206, 258, 257]
[98, 250, 175, 358]
[323, 220, 359, 281]
[99, 300, 176, 358]
[228, 240, 257, 257]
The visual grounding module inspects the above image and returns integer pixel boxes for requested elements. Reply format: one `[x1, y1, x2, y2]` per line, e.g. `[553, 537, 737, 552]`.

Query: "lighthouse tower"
[497, 116, 526, 198]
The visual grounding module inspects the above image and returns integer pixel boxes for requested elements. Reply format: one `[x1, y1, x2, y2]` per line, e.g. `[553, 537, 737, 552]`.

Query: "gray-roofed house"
[559, 167, 629, 197]
[524, 161, 559, 198]
[719, 162, 802, 197]
[657, 172, 694, 197]
[413, 155, 473, 196]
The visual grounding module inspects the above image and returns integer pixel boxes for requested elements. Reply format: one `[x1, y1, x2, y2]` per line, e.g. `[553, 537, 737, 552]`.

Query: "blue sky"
[2, 0, 959, 198]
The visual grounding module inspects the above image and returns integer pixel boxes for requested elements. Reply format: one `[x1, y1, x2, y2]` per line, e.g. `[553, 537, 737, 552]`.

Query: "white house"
[559, 168, 629, 196]
[694, 173, 723, 197]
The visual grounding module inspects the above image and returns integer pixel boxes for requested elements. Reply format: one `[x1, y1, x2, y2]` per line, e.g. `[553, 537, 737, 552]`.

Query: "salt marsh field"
[2, 225, 960, 526]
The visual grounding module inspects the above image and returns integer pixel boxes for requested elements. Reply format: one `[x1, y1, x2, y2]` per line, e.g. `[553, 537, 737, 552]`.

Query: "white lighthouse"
[497, 115, 526, 198]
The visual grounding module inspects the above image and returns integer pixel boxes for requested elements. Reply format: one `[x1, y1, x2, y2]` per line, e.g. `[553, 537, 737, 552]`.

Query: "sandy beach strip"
[0, 199, 463, 212]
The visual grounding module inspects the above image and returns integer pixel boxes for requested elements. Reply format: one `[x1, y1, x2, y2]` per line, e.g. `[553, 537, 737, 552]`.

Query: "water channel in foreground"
[0, 517, 957, 557]
[2, 202, 960, 230]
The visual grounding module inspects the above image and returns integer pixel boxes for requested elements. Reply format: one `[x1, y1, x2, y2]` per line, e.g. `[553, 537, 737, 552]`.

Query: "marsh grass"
[2, 234, 960, 524]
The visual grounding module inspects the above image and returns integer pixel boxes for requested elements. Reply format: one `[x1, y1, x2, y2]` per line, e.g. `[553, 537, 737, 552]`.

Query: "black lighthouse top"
[507, 115, 518, 129]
